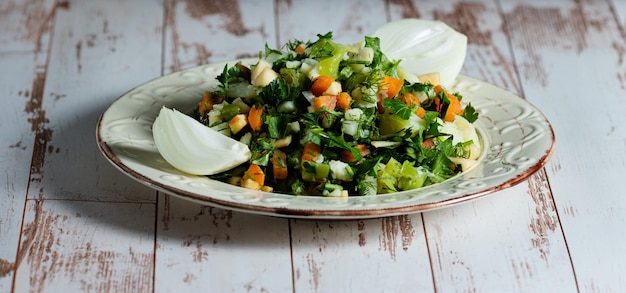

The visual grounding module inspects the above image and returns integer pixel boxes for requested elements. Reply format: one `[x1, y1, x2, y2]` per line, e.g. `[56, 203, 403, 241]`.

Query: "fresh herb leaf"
[462, 103, 479, 123]
[302, 161, 316, 173]
[216, 62, 250, 96]
[291, 180, 305, 195]
[267, 115, 290, 138]
[280, 67, 307, 87]
[364, 36, 398, 76]
[259, 77, 299, 105]
[308, 32, 335, 58]
[320, 132, 361, 160]
[355, 157, 382, 177]
[264, 43, 284, 58]
[382, 99, 412, 120]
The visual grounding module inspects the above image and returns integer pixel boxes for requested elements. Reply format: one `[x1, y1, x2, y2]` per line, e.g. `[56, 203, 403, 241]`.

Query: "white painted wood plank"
[291, 216, 435, 292]
[500, 0, 626, 291]
[155, 1, 293, 292]
[155, 195, 292, 292]
[0, 52, 42, 292]
[13, 199, 155, 292]
[0, 1, 57, 289]
[611, 0, 626, 28]
[163, 0, 277, 72]
[387, 1, 577, 291]
[275, 0, 388, 46]
[424, 179, 577, 292]
[0, 0, 56, 53]
[26, 0, 163, 202]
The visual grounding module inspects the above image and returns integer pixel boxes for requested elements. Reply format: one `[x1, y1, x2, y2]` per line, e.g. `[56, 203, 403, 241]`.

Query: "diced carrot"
[434, 85, 463, 122]
[434, 85, 445, 95]
[198, 91, 223, 116]
[444, 95, 463, 122]
[336, 92, 352, 111]
[340, 144, 370, 162]
[380, 75, 403, 98]
[401, 92, 420, 107]
[433, 86, 444, 112]
[272, 151, 288, 180]
[416, 106, 426, 118]
[243, 164, 265, 186]
[301, 142, 320, 163]
[313, 95, 337, 111]
[310, 75, 335, 96]
[402, 90, 427, 118]
[294, 44, 306, 53]
[248, 105, 263, 131]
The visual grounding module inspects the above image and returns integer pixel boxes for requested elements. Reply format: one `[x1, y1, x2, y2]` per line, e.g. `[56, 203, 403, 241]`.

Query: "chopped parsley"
[199, 33, 480, 196]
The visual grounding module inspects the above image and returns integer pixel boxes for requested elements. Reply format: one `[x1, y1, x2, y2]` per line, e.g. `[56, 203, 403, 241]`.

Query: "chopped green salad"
[193, 32, 480, 196]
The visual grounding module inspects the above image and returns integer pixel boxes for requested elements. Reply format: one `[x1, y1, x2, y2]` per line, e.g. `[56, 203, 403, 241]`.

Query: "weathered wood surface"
[1, 0, 624, 292]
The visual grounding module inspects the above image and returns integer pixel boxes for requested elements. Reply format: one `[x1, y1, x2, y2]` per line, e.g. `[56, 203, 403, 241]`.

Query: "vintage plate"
[96, 59, 555, 219]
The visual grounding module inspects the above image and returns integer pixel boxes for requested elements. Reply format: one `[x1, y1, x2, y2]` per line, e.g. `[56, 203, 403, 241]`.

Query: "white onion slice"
[152, 107, 251, 175]
[373, 19, 468, 86]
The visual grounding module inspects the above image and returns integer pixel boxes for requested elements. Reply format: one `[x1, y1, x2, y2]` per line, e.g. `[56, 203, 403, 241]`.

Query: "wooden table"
[1, 0, 625, 292]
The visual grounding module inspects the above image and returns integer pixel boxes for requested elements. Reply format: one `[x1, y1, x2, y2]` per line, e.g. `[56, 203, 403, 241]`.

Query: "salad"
[188, 32, 480, 197]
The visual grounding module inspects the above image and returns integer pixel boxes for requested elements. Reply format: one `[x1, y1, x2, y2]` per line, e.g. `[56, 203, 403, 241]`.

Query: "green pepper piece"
[317, 45, 347, 78]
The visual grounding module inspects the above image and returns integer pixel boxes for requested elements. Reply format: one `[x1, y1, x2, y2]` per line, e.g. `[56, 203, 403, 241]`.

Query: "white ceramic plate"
[97, 59, 555, 219]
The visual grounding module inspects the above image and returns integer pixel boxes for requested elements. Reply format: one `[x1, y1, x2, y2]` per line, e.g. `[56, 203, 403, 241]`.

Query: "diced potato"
[251, 59, 271, 81]
[273, 135, 292, 148]
[251, 59, 280, 87]
[323, 81, 342, 95]
[241, 178, 261, 190]
[229, 114, 247, 134]
[253, 67, 279, 87]
[418, 72, 440, 85]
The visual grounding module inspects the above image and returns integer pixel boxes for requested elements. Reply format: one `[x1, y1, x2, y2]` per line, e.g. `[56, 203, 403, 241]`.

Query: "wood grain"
[0, 52, 42, 292]
[9, 0, 164, 291]
[25, 0, 161, 202]
[275, 0, 387, 45]
[291, 216, 435, 292]
[13, 200, 155, 292]
[388, 1, 577, 291]
[611, 0, 626, 29]
[0, 1, 57, 290]
[501, 0, 626, 291]
[156, 1, 293, 292]
[155, 195, 292, 292]
[164, 0, 276, 72]
[0, 0, 56, 53]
